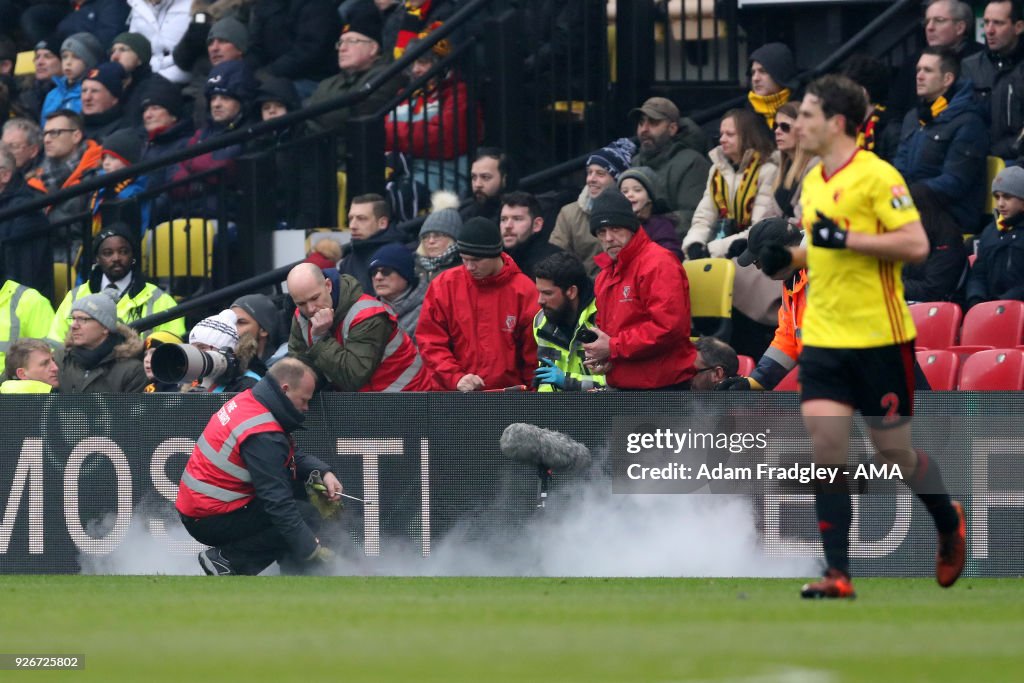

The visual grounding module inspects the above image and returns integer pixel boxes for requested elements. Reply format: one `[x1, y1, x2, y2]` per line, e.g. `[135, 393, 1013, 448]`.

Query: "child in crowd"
[89, 129, 150, 236]
[966, 166, 1024, 308]
[40, 33, 102, 122]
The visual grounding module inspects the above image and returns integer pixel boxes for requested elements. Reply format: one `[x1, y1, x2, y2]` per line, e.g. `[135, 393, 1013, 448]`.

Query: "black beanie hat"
[589, 189, 640, 236]
[749, 42, 799, 91]
[141, 81, 184, 119]
[93, 221, 140, 259]
[457, 217, 503, 258]
[342, 2, 383, 47]
[102, 128, 144, 165]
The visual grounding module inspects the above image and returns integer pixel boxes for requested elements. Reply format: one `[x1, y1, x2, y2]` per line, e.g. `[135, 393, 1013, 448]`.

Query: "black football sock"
[905, 450, 959, 534]
[815, 473, 851, 577]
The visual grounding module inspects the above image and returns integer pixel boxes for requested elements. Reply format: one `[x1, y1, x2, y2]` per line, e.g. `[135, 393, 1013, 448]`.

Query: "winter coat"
[593, 228, 696, 389]
[54, 323, 147, 394]
[632, 137, 712, 237]
[128, 0, 193, 84]
[0, 173, 52, 299]
[246, 0, 340, 81]
[89, 172, 151, 234]
[385, 76, 477, 160]
[961, 42, 1024, 159]
[549, 187, 601, 276]
[966, 216, 1024, 304]
[902, 232, 968, 303]
[417, 253, 539, 390]
[505, 232, 563, 279]
[27, 139, 104, 228]
[168, 113, 250, 214]
[684, 146, 779, 258]
[140, 117, 195, 191]
[307, 57, 400, 166]
[14, 76, 55, 122]
[57, 0, 131, 48]
[40, 76, 82, 123]
[287, 271, 397, 391]
[337, 225, 408, 293]
[82, 104, 127, 142]
[894, 79, 989, 231]
[641, 213, 683, 260]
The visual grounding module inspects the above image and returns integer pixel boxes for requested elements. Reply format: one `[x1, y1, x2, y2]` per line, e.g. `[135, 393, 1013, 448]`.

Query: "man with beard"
[501, 191, 561, 279]
[459, 148, 507, 224]
[629, 97, 710, 238]
[531, 252, 603, 392]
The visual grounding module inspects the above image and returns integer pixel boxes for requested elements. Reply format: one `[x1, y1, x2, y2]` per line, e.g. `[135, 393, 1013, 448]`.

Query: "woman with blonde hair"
[683, 108, 778, 260]
[770, 100, 819, 221]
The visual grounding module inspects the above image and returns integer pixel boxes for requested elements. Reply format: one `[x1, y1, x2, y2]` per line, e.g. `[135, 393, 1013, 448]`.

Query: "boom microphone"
[499, 423, 592, 472]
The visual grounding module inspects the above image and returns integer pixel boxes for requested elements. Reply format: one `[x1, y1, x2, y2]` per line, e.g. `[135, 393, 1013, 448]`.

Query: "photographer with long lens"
[177, 357, 343, 576]
[151, 309, 262, 393]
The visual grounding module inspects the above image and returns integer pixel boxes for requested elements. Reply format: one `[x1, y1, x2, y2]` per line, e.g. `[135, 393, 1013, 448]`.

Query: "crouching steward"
[177, 358, 343, 575]
[286, 263, 432, 391]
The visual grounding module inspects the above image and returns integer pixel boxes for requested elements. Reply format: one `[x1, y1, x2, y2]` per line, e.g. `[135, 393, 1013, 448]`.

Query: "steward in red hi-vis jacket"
[177, 359, 343, 576]
[286, 264, 433, 391]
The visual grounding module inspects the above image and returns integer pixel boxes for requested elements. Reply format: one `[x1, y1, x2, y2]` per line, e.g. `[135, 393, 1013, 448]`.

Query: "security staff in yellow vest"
[532, 252, 605, 391]
[1, 338, 59, 394]
[0, 279, 54, 372]
[48, 223, 184, 343]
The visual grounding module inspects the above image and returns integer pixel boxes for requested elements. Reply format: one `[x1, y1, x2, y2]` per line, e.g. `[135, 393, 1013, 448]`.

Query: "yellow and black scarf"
[747, 88, 791, 129]
[918, 96, 948, 127]
[857, 103, 886, 151]
[711, 152, 762, 230]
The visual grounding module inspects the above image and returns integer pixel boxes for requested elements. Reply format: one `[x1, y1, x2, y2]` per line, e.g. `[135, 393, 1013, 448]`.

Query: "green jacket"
[632, 134, 711, 239]
[533, 297, 604, 392]
[288, 273, 391, 391]
[54, 323, 147, 394]
[306, 57, 400, 166]
[0, 280, 55, 371]
[49, 278, 184, 343]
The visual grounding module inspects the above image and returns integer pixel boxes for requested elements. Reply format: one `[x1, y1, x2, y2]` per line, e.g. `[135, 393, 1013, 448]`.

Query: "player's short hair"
[806, 74, 867, 138]
[921, 45, 961, 80]
[350, 193, 391, 221]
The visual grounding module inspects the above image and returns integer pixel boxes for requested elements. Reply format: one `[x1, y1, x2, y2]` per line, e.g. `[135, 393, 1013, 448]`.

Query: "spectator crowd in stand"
[3, 0, 1024, 395]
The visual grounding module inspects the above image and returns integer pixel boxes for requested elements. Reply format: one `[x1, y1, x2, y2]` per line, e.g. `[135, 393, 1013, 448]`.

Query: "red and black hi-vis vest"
[175, 390, 293, 518]
[294, 295, 431, 391]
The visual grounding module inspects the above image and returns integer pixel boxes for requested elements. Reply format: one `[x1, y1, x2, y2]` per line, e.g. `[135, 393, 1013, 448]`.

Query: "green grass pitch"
[0, 576, 1021, 682]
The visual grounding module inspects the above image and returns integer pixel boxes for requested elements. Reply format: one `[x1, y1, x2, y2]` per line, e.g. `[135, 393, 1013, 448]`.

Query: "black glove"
[715, 376, 752, 391]
[726, 238, 748, 260]
[758, 242, 793, 276]
[686, 242, 711, 261]
[811, 210, 847, 249]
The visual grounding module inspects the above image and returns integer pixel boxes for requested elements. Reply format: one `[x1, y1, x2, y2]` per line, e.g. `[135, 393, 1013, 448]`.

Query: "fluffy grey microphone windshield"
[500, 423, 592, 471]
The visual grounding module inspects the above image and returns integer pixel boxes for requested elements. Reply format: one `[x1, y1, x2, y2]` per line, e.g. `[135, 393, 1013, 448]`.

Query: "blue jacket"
[56, 0, 131, 48]
[894, 79, 989, 231]
[40, 76, 82, 123]
[966, 214, 1024, 304]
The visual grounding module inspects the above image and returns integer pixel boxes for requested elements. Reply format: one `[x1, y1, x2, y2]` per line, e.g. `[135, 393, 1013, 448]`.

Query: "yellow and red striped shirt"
[799, 149, 918, 348]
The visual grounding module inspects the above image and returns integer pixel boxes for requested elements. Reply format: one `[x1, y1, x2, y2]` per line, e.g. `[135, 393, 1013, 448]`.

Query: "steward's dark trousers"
[180, 498, 321, 576]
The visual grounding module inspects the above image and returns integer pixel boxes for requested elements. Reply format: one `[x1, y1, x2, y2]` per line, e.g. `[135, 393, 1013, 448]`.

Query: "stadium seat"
[683, 257, 735, 342]
[984, 156, 1005, 217]
[737, 354, 755, 376]
[915, 350, 960, 391]
[53, 261, 76, 304]
[909, 302, 962, 350]
[142, 219, 215, 279]
[958, 300, 1024, 347]
[958, 349, 1024, 390]
[774, 365, 799, 391]
[14, 51, 34, 77]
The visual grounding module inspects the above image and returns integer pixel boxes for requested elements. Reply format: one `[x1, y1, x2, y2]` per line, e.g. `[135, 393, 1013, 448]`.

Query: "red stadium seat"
[915, 350, 960, 391]
[959, 300, 1024, 347]
[737, 355, 755, 376]
[910, 302, 962, 350]
[958, 349, 1024, 390]
[946, 345, 996, 364]
[774, 366, 800, 391]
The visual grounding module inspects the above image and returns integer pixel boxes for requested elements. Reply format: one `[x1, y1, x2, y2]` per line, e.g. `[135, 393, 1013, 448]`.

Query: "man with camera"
[286, 262, 432, 392]
[177, 358, 342, 576]
[531, 252, 604, 392]
[581, 189, 696, 390]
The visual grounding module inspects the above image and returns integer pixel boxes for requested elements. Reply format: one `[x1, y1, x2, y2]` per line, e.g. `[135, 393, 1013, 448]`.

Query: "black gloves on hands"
[715, 376, 752, 391]
[686, 243, 711, 261]
[758, 243, 793, 276]
[811, 210, 847, 249]
[725, 239, 748, 260]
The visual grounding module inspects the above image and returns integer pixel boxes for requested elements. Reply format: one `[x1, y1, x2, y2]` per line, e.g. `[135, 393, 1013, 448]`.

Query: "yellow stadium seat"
[985, 156, 1005, 216]
[142, 219, 215, 279]
[336, 171, 347, 228]
[53, 261, 77, 305]
[14, 51, 34, 77]
[683, 257, 735, 341]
